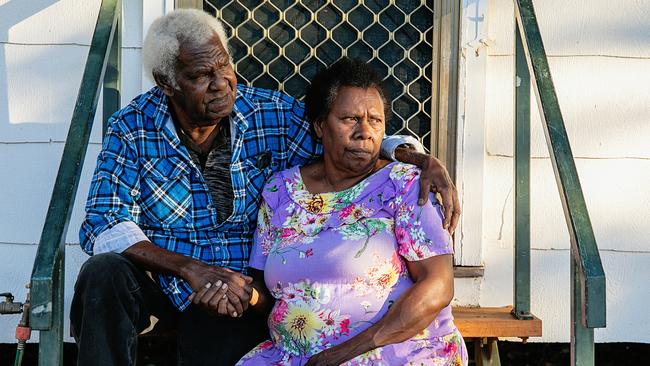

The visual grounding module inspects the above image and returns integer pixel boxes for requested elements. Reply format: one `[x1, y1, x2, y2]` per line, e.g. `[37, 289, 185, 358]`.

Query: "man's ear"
[153, 72, 175, 97]
[313, 118, 324, 139]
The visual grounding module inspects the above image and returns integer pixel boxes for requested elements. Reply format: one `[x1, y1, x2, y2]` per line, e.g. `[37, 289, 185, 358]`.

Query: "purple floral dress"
[237, 162, 467, 366]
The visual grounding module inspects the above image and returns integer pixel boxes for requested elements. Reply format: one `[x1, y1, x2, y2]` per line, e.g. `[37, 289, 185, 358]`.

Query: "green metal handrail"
[512, 0, 606, 365]
[29, 0, 121, 364]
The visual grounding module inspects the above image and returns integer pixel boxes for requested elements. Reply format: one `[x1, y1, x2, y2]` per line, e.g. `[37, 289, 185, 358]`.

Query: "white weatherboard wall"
[466, 0, 650, 342]
[0, 0, 170, 343]
[1, 0, 649, 346]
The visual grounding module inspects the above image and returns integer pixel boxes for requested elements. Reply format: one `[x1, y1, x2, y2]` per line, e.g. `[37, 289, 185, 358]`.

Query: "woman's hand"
[394, 147, 461, 234]
[304, 348, 344, 366]
[304, 341, 371, 366]
[303, 255, 454, 364]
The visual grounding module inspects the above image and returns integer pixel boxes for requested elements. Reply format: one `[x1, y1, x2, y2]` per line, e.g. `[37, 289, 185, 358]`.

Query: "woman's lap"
[237, 329, 468, 366]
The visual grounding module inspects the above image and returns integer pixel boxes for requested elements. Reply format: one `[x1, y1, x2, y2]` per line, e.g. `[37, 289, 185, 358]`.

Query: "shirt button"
[206, 204, 213, 210]
[130, 189, 138, 196]
[215, 247, 220, 251]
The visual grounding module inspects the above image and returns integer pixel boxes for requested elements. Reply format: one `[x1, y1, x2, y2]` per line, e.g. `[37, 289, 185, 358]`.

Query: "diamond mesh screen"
[204, 0, 433, 149]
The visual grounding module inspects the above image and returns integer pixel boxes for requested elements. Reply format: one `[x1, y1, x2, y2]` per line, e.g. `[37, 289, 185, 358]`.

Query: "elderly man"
[70, 9, 460, 366]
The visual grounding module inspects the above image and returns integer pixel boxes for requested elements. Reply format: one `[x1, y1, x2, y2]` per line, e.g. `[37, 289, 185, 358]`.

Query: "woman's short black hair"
[304, 57, 391, 130]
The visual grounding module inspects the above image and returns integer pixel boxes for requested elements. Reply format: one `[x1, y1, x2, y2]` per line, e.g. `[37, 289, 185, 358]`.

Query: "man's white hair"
[143, 9, 230, 88]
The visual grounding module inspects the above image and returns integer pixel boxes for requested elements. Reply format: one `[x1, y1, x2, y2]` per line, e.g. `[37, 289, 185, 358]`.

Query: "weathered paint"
[475, 0, 649, 339]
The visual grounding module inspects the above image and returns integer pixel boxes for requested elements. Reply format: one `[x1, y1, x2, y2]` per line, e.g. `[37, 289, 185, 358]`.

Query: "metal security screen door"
[202, 0, 435, 149]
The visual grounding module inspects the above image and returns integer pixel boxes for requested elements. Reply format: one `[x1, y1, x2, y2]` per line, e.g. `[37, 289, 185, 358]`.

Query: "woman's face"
[315, 86, 386, 175]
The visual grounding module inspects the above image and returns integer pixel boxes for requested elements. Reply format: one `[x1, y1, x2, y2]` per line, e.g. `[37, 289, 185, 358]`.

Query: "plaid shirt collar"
[139, 86, 256, 143]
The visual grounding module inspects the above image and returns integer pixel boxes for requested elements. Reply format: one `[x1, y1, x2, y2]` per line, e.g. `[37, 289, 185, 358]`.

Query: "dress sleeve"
[249, 174, 282, 270]
[389, 165, 453, 261]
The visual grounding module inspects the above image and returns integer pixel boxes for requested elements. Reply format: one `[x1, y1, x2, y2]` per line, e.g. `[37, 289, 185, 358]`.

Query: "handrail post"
[571, 257, 595, 365]
[103, 5, 121, 135]
[29, 1, 122, 364]
[514, 1, 606, 364]
[513, 18, 533, 320]
[37, 250, 64, 365]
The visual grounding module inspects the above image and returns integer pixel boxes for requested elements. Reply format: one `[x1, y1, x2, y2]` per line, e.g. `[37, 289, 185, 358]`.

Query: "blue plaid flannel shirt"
[80, 85, 322, 310]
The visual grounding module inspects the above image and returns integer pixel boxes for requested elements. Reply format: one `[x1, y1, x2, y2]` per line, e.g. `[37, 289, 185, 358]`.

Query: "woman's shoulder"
[385, 162, 421, 191]
[261, 166, 300, 208]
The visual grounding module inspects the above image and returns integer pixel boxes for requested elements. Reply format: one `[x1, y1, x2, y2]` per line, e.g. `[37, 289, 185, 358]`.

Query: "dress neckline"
[284, 162, 397, 215]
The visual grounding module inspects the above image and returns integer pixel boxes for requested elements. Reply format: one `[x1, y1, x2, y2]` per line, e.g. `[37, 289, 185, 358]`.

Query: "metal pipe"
[12, 286, 30, 366]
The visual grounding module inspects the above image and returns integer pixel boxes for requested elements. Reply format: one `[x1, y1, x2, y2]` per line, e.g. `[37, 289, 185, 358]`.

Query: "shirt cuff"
[381, 135, 426, 161]
[94, 221, 149, 255]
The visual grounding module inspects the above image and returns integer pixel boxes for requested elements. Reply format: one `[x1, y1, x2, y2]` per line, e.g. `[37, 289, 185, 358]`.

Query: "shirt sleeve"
[79, 122, 143, 256]
[380, 134, 426, 161]
[390, 165, 453, 261]
[93, 221, 149, 255]
[286, 99, 322, 167]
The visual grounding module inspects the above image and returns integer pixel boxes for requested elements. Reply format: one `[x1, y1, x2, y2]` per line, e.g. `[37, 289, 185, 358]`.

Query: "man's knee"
[75, 253, 140, 296]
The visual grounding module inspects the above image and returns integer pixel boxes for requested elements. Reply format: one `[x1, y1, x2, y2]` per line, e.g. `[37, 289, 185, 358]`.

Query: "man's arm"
[79, 123, 144, 255]
[393, 147, 461, 233]
[80, 123, 249, 316]
[123, 241, 252, 317]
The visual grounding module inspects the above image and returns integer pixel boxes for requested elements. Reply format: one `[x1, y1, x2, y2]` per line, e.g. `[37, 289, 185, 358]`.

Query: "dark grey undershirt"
[176, 122, 234, 224]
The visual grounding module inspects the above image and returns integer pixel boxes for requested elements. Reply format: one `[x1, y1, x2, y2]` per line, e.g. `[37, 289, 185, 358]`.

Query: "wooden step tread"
[452, 306, 542, 339]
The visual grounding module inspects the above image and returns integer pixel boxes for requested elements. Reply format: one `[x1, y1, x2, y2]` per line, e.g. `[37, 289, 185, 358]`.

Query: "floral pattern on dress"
[267, 280, 351, 358]
[240, 163, 467, 366]
[348, 252, 406, 298]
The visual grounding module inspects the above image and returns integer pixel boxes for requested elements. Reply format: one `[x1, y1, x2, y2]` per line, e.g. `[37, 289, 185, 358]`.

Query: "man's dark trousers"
[70, 253, 268, 365]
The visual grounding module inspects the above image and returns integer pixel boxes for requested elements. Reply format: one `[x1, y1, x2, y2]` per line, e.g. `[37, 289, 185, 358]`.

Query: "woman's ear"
[313, 119, 324, 139]
[153, 72, 175, 97]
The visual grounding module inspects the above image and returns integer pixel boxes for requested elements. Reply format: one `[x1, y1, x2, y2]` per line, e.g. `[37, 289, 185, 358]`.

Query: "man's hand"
[417, 155, 461, 234]
[393, 148, 461, 234]
[183, 261, 253, 317]
[122, 241, 253, 317]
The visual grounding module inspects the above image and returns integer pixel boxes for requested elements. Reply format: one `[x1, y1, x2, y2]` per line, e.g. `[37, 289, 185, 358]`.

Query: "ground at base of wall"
[0, 341, 648, 365]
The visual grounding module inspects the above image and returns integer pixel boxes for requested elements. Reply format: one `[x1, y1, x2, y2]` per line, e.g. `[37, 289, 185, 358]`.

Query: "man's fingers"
[225, 289, 244, 316]
[217, 296, 229, 316]
[207, 281, 228, 309]
[191, 281, 213, 304]
[449, 189, 462, 233]
[439, 186, 454, 231]
[199, 280, 224, 309]
[418, 176, 431, 206]
[226, 302, 239, 318]
[449, 209, 461, 234]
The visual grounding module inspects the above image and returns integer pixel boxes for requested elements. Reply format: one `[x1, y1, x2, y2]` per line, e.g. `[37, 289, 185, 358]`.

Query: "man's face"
[165, 34, 237, 127]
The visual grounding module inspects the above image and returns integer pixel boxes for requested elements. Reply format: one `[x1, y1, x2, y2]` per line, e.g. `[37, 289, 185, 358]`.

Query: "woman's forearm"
[320, 277, 452, 363]
[370, 278, 451, 346]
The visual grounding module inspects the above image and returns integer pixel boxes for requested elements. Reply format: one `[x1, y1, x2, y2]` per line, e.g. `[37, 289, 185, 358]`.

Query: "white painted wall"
[0, 0, 171, 343]
[1, 0, 648, 346]
[458, 0, 650, 342]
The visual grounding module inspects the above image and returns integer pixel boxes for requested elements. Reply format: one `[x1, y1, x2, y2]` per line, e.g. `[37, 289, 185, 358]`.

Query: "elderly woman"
[237, 58, 467, 365]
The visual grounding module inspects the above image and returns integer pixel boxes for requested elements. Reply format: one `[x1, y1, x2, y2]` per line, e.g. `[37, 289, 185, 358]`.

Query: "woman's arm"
[305, 254, 454, 366]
